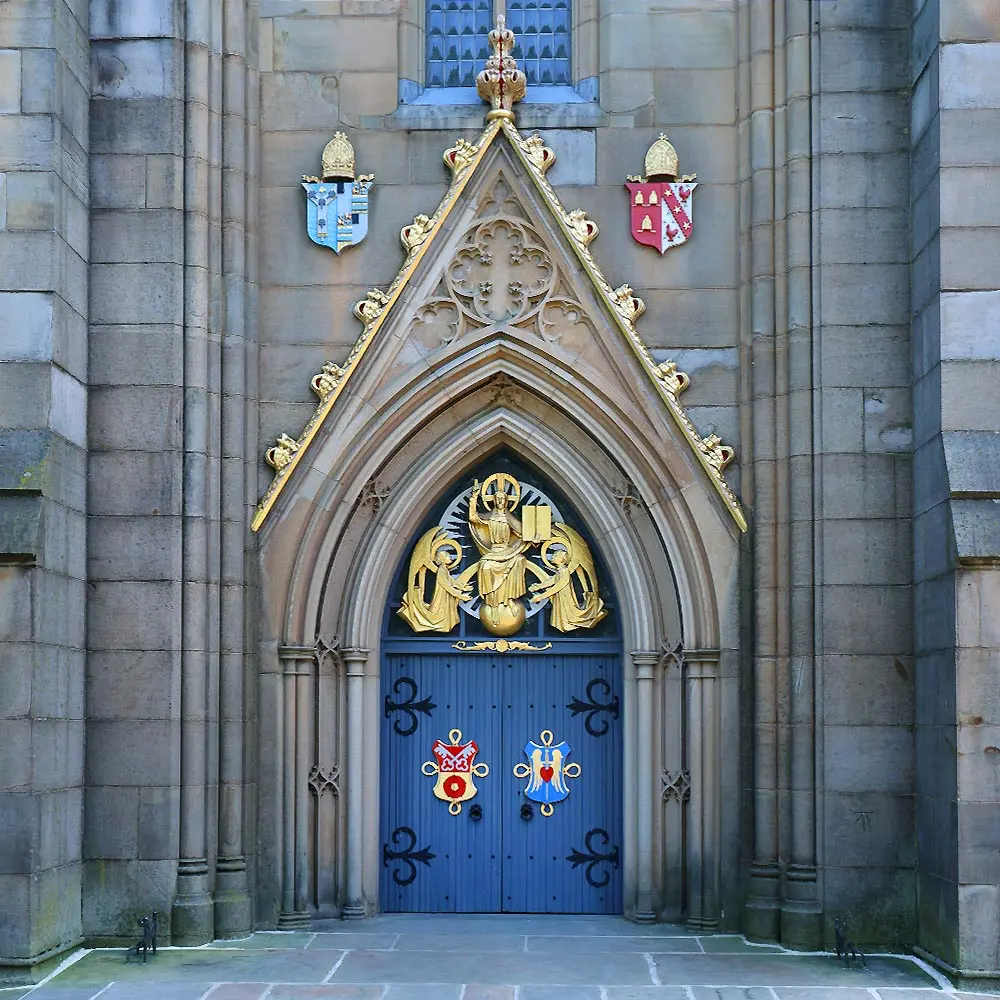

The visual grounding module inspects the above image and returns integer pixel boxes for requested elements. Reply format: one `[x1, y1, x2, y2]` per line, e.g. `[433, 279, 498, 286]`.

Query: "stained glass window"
[426, 0, 572, 89]
[426, 0, 494, 88]
[506, 0, 572, 87]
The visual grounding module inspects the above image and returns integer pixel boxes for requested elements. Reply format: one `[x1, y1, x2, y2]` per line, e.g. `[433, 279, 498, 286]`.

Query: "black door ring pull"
[469, 804, 483, 822]
[520, 802, 533, 821]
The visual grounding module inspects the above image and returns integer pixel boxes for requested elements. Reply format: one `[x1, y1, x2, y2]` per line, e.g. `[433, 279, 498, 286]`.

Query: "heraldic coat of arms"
[302, 131, 374, 253]
[625, 133, 697, 254]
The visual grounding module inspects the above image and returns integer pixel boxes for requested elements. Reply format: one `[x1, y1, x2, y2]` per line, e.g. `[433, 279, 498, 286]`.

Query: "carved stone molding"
[488, 372, 521, 406]
[661, 640, 684, 672]
[360, 478, 391, 517]
[308, 763, 340, 799]
[662, 768, 692, 803]
[612, 481, 642, 516]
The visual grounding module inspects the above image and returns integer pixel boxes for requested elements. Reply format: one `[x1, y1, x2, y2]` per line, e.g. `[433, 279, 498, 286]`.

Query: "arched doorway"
[378, 453, 623, 913]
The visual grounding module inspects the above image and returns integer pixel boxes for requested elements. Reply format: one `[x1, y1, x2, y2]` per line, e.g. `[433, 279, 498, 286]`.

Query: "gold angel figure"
[529, 523, 608, 632]
[397, 527, 476, 633]
[467, 473, 546, 636]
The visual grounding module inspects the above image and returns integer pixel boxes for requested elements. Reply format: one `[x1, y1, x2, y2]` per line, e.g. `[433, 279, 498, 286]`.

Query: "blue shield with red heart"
[513, 729, 582, 816]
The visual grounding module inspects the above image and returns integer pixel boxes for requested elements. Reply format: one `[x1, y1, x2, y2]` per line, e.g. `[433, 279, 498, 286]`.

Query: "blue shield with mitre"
[302, 176, 373, 253]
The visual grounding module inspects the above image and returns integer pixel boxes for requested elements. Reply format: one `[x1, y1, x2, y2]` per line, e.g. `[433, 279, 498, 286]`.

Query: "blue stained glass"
[426, 0, 571, 89]
[426, 0, 493, 89]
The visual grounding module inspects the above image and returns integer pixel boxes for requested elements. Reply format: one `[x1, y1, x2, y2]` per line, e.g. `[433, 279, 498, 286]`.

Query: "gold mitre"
[645, 133, 679, 180]
[321, 131, 355, 181]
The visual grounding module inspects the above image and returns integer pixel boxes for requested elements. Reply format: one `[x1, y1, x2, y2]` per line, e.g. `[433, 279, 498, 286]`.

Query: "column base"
[781, 864, 821, 950]
[277, 910, 312, 930]
[341, 900, 367, 920]
[780, 901, 822, 951]
[743, 862, 781, 941]
[172, 864, 215, 946]
[214, 863, 253, 939]
[687, 915, 719, 932]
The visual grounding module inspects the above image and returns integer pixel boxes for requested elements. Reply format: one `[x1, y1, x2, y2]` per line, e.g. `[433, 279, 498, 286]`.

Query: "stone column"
[659, 644, 686, 920]
[739, 0, 821, 948]
[213, 0, 255, 941]
[686, 650, 720, 931]
[277, 645, 313, 928]
[739, 0, 782, 940]
[342, 648, 370, 919]
[780, 0, 820, 950]
[632, 651, 658, 922]
[172, 0, 225, 948]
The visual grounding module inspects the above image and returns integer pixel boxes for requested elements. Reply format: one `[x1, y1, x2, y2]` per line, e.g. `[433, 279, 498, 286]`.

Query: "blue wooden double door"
[380, 651, 623, 913]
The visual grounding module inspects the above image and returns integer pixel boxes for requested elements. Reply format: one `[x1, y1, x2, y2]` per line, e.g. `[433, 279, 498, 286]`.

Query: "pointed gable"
[252, 26, 745, 533]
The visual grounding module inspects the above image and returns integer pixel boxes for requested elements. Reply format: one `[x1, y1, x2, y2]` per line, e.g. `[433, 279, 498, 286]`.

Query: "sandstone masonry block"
[260, 71, 339, 132]
[0, 49, 20, 113]
[272, 16, 397, 73]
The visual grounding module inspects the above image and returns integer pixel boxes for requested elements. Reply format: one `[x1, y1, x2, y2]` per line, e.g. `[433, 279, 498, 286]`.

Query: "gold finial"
[476, 16, 526, 121]
[321, 131, 355, 181]
[644, 133, 680, 181]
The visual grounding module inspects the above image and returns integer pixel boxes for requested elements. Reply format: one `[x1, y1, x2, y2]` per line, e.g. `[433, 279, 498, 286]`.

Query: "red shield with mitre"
[625, 180, 697, 254]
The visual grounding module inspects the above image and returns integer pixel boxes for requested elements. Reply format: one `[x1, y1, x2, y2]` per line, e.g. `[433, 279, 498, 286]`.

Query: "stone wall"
[0, 0, 90, 979]
[85, 0, 258, 947]
[739, 0, 913, 949]
[813, 0, 914, 948]
[912, 0, 1000, 978]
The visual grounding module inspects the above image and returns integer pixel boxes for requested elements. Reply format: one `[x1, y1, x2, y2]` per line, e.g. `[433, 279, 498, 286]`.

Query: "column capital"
[278, 644, 315, 675]
[685, 647, 720, 679]
[342, 647, 369, 676]
[631, 650, 659, 680]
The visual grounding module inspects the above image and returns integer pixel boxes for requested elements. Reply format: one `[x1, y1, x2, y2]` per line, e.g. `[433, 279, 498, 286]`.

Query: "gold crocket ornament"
[397, 474, 608, 637]
[625, 134, 698, 254]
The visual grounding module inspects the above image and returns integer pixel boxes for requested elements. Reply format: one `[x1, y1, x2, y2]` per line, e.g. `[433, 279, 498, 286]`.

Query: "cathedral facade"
[2, 0, 1000, 986]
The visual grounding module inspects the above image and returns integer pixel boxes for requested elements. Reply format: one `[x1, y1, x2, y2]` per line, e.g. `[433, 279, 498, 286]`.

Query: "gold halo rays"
[479, 472, 520, 510]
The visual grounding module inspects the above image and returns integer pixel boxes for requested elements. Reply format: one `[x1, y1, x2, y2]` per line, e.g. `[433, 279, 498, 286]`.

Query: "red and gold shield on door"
[421, 728, 490, 815]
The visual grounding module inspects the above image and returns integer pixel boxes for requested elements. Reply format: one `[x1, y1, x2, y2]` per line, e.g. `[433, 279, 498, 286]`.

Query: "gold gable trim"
[252, 119, 746, 533]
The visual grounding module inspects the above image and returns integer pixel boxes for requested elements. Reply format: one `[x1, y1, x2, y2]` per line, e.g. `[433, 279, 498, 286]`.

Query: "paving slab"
[700, 936, 785, 953]
[656, 955, 936, 988]
[13, 916, 958, 999]
[202, 986, 270, 1000]
[519, 988, 603, 1000]
[689, 990, 773, 1000]
[93, 984, 211, 1000]
[393, 933, 527, 952]
[382, 987, 464, 999]
[605, 991, 691, 1000]
[330, 947, 654, 985]
[207, 932, 315, 949]
[770, 990, 881, 1000]
[462, 989, 516, 1000]
[307, 933, 401, 950]
[266, 987, 383, 999]
[35, 947, 344, 986]
[526, 935, 702, 953]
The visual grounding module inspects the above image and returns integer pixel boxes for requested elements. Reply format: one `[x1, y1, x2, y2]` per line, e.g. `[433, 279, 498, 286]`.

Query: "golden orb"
[480, 600, 526, 636]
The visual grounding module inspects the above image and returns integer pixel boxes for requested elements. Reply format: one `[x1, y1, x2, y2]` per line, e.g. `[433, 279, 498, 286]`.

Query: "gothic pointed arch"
[255, 28, 742, 926]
